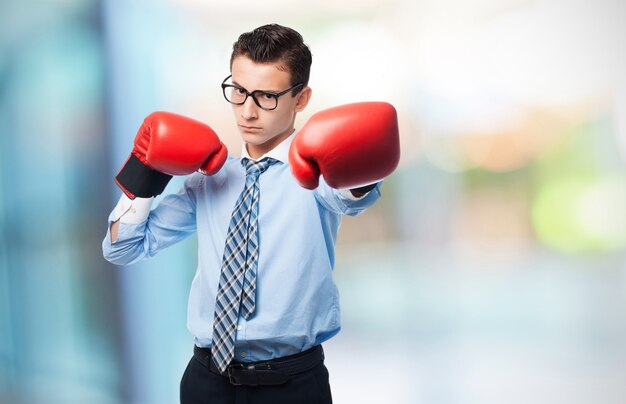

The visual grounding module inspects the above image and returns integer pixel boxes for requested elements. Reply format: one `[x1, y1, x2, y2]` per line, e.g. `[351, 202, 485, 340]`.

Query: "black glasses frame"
[221, 75, 304, 111]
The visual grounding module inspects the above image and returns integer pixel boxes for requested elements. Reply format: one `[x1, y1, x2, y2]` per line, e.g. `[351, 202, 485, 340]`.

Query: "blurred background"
[1, 0, 626, 403]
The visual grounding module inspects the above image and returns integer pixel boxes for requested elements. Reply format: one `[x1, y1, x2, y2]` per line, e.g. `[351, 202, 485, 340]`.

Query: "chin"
[243, 135, 267, 153]
[241, 133, 267, 146]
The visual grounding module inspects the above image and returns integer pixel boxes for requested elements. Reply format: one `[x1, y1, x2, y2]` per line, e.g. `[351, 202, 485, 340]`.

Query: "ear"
[294, 87, 312, 112]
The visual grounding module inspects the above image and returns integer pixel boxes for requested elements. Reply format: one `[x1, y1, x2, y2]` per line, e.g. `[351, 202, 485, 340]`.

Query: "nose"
[240, 95, 259, 120]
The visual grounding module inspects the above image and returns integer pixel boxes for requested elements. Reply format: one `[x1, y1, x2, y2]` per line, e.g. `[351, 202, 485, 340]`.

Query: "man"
[103, 24, 399, 403]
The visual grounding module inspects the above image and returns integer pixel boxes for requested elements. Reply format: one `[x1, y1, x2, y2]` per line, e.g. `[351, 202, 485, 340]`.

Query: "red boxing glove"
[289, 102, 400, 190]
[115, 111, 228, 199]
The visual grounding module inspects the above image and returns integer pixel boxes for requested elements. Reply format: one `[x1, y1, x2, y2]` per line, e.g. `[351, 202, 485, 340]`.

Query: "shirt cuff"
[111, 194, 154, 224]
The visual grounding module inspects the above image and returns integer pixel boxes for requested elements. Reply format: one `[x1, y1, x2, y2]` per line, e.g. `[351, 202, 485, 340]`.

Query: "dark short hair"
[230, 24, 312, 94]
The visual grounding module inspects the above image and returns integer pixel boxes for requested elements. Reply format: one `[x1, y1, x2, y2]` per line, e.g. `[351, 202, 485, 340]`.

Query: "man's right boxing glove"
[115, 111, 228, 199]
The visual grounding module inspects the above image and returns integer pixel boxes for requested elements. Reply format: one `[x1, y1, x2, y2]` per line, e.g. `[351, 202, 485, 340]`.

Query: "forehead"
[231, 56, 291, 91]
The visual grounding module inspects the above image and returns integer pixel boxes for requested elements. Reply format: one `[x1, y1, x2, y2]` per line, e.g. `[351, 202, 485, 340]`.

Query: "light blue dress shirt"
[102, 132, 381, 362]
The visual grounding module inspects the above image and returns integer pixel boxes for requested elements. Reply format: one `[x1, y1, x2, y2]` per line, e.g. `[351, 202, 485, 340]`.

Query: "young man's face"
[230, 55, 311, 159]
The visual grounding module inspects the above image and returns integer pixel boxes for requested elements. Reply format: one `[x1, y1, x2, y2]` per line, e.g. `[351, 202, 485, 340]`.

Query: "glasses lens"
[254, 92, 278, 110]
[222, 82, 279, 110]
[225, 86, 247, 104]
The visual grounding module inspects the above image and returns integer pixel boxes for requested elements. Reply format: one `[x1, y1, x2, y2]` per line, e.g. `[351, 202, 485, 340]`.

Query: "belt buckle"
[227, 363, 251, 386]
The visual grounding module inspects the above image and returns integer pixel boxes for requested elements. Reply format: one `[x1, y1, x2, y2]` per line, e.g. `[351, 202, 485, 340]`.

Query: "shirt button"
[131, 207, 136, 213]
[241, 352, 247, 358]
[237, 325, 242, 331]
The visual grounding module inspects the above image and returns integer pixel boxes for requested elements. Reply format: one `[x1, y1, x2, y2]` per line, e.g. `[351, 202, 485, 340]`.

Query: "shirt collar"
[240, 129, 296, 164]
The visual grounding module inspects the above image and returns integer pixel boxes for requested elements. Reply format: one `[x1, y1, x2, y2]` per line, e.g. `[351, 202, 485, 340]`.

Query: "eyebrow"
[231, 80, 280, 94]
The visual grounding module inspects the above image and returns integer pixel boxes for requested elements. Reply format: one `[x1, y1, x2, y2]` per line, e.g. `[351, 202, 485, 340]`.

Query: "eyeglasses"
[221, 75, 304, 111]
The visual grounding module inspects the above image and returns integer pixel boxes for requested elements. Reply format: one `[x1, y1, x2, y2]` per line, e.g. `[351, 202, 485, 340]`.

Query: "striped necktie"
[211, 157, 277, 372]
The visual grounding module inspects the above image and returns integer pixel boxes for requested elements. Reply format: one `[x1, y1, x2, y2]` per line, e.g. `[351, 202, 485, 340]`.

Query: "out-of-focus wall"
[0, 1, 122, 403]
[1, 0, 625, 403]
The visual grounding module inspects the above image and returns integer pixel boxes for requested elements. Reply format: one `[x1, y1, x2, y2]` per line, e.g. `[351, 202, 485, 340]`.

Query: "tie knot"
[242, 157, 276, 177]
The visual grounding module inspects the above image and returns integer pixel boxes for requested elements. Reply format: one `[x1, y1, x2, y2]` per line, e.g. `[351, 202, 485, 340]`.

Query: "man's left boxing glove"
[288, 102, 400, 190]
[115, 111, 228, 199]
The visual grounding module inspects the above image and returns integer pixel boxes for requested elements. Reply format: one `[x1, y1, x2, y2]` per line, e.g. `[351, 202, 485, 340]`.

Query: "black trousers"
[179, 354, 333, 404]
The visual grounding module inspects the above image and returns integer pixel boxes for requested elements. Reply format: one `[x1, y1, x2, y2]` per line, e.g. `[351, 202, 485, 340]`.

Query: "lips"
[239, 124, 262, 133]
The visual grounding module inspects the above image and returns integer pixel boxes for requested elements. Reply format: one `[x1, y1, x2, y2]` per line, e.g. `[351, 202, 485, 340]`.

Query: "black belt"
[193, 345, 324, 386]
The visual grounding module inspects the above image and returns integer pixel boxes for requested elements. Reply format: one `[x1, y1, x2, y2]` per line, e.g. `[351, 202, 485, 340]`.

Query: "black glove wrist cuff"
[115, 153, 172, 198]
[350, 182, 378, 194]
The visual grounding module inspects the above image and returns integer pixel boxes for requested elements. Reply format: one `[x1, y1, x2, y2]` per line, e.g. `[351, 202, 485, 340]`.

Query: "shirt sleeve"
[313, 178, 382, 216]
[102, 175, 201, 266]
